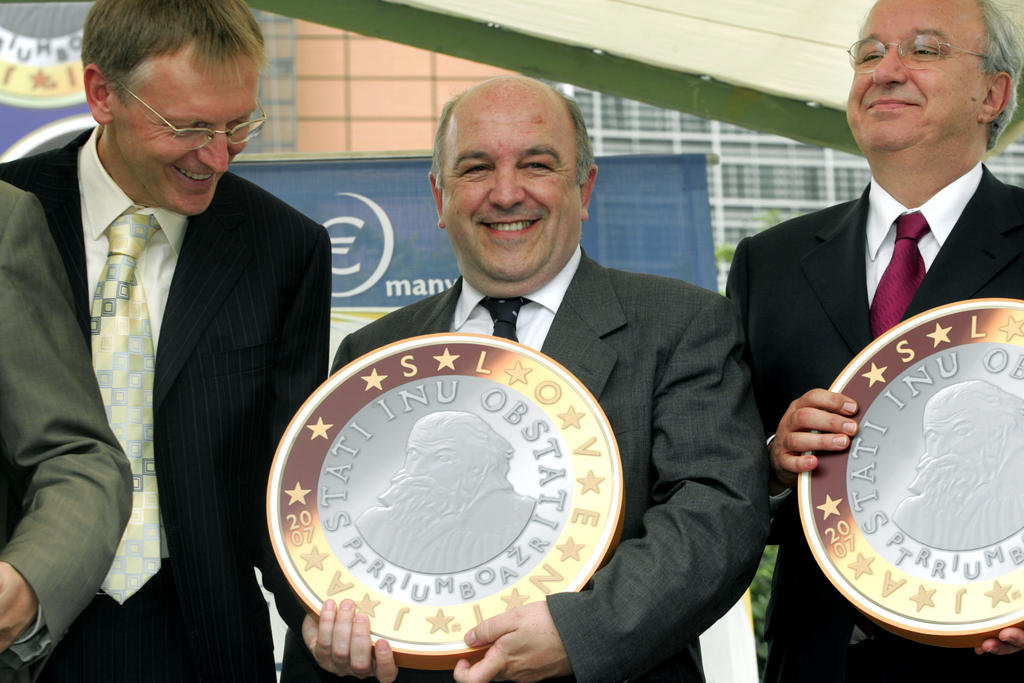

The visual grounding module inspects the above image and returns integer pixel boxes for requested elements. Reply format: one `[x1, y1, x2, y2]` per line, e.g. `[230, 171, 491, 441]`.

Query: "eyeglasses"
[848, 34, 987, 73]
[117, 82, 266, 150]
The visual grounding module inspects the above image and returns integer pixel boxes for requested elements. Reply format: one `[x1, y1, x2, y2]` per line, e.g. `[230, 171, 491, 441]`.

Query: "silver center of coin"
[356, 410, 537, 574]
[316, 375, 571, 606]
[847, 344, 1024, 584]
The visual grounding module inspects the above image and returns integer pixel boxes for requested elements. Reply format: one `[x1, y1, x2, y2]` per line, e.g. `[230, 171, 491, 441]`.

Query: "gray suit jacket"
[0, 181, 130, 680]
[330, 254, 770, 682]
[727, 167, 1024, 681]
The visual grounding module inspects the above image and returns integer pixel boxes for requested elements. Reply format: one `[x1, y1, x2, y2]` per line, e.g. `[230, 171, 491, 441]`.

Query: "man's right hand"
[302, 599, 398, 682]
[770, 389, 859, 493]
[0, 561, 37, 652]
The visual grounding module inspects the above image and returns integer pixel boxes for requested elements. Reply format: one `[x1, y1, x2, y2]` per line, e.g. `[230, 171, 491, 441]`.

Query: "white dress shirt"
[452, 246, 582, 350]
[864, 163, 982, 304]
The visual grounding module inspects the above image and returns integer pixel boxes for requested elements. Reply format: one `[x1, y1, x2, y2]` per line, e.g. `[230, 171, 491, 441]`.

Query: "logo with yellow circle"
[0, 5, 89, 109]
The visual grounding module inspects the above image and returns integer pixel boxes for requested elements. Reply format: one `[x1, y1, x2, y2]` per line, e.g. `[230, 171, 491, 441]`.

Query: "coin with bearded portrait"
[268, 333, 623, 669]
[800, 298, 1024, 647]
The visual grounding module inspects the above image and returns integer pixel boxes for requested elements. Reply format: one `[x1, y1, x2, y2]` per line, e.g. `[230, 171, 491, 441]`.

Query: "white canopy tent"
[248, 0, 1024, 156]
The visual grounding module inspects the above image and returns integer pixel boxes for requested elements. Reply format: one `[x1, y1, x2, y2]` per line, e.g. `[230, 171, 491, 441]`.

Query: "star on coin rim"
[798, 298, 1024, 647]
[267, 333, 624, 668]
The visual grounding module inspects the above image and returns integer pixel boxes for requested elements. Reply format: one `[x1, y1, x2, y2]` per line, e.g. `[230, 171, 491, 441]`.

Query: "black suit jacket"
[315, 255, 769, 682]
[0, 132, 331, 681]
[727, 167, 1024, 681]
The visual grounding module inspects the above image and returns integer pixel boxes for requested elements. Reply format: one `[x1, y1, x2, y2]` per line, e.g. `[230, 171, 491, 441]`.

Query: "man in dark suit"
[294, 75, 769, 682]
[0, 181, 130, 681]
[0, 1, 330, 680]
[727, 0, 1024, 680]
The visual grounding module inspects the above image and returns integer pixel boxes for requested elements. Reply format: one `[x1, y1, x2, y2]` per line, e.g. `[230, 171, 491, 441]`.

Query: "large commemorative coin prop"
[269, 333, 623, 668]
[800, 298, 1024, 647]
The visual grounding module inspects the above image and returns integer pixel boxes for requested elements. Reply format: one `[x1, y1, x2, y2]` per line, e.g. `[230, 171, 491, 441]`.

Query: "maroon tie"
[870, 212, 930, 337]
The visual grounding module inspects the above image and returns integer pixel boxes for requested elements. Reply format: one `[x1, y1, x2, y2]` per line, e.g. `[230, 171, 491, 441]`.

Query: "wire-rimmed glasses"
[118, 81, 266, 150]
[848, 34, 987, 73]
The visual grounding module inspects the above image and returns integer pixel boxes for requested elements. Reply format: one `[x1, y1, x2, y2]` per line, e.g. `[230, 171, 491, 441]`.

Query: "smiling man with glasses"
[0, 1, 331, 681]
[727, 0, 1024, 681]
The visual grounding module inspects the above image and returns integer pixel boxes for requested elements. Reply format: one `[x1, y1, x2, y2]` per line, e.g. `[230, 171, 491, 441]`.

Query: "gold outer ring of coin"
[268, 333, 624, 669]
[799, 298, 1024, 648]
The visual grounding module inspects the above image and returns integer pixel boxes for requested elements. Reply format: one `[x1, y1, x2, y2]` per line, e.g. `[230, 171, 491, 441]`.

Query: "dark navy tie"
[481, 296, 528, 342]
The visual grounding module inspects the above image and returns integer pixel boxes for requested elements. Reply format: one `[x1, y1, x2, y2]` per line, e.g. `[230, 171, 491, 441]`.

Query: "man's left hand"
[301, 599, 397, 681]
[975, 627, 1024, 655]
[453, 601, 571, 682]
[0, 561, 37, 652]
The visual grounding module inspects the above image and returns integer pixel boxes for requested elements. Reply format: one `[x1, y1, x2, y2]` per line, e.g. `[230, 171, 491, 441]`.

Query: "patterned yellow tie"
[92, 212, 161, 603]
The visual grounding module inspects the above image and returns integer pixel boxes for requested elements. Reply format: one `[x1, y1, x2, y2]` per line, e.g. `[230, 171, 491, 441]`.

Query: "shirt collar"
[78, 126, 188, 250]
[453, 245, 582, 328]
[866, 163, 982, 260]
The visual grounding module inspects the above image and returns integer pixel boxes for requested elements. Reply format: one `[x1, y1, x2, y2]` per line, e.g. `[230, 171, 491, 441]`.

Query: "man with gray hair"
[728, 0, 1024, 679]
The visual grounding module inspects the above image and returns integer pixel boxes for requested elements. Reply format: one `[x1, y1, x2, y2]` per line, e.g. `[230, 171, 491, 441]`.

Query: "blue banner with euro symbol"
[233, 153, 714, 340]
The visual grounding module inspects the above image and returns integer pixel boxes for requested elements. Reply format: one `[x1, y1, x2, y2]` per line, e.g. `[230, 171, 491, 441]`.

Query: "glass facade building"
[249, 14, 1024, 291]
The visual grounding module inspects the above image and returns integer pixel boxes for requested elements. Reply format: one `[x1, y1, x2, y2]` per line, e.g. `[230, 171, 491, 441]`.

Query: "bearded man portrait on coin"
[893, 379, 1024, 550]
[284, 74, 770, 682]
[356, 411, 537, 575]
[727, 0, 1024, 680]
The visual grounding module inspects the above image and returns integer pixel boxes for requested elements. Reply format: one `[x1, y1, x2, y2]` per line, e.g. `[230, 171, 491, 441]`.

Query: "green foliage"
[756, 209, 785, 231]
[715, 209, 790, 269]
[750, 544, 778, 675]
[714, 243, 736, 265]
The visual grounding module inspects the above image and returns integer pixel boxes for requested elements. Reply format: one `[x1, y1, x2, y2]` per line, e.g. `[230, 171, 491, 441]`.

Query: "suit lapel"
[420, 284, 462, 335]
[29, 136, 91, 340]
[909, 168, 1023, 315]
[155, 196, 252, 409]
[801, 192, 873, 355]
[541, 255, 624, 400]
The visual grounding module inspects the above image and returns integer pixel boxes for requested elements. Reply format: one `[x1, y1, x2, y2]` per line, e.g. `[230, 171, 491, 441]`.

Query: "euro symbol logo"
[324, 192, 395, 298]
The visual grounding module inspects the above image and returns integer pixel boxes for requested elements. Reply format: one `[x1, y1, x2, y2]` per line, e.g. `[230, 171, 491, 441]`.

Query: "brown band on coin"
[800, 298, 1024, 648]
[268, 333, 623, 668]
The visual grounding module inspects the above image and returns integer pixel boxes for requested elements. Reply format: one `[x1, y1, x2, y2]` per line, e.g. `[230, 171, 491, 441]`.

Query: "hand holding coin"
[453, 601, 570, 683]
[975, 627, 1024, 656]
[269, 334, 623, 669]
[302, 599, 398, 681]
[770, 388, 859, 492]
[799, 299, 1024, 647]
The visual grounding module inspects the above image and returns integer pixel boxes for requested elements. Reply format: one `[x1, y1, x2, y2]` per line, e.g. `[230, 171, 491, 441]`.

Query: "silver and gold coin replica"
[800, 298, 1024, 647]
[268, 333, 623, 668]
